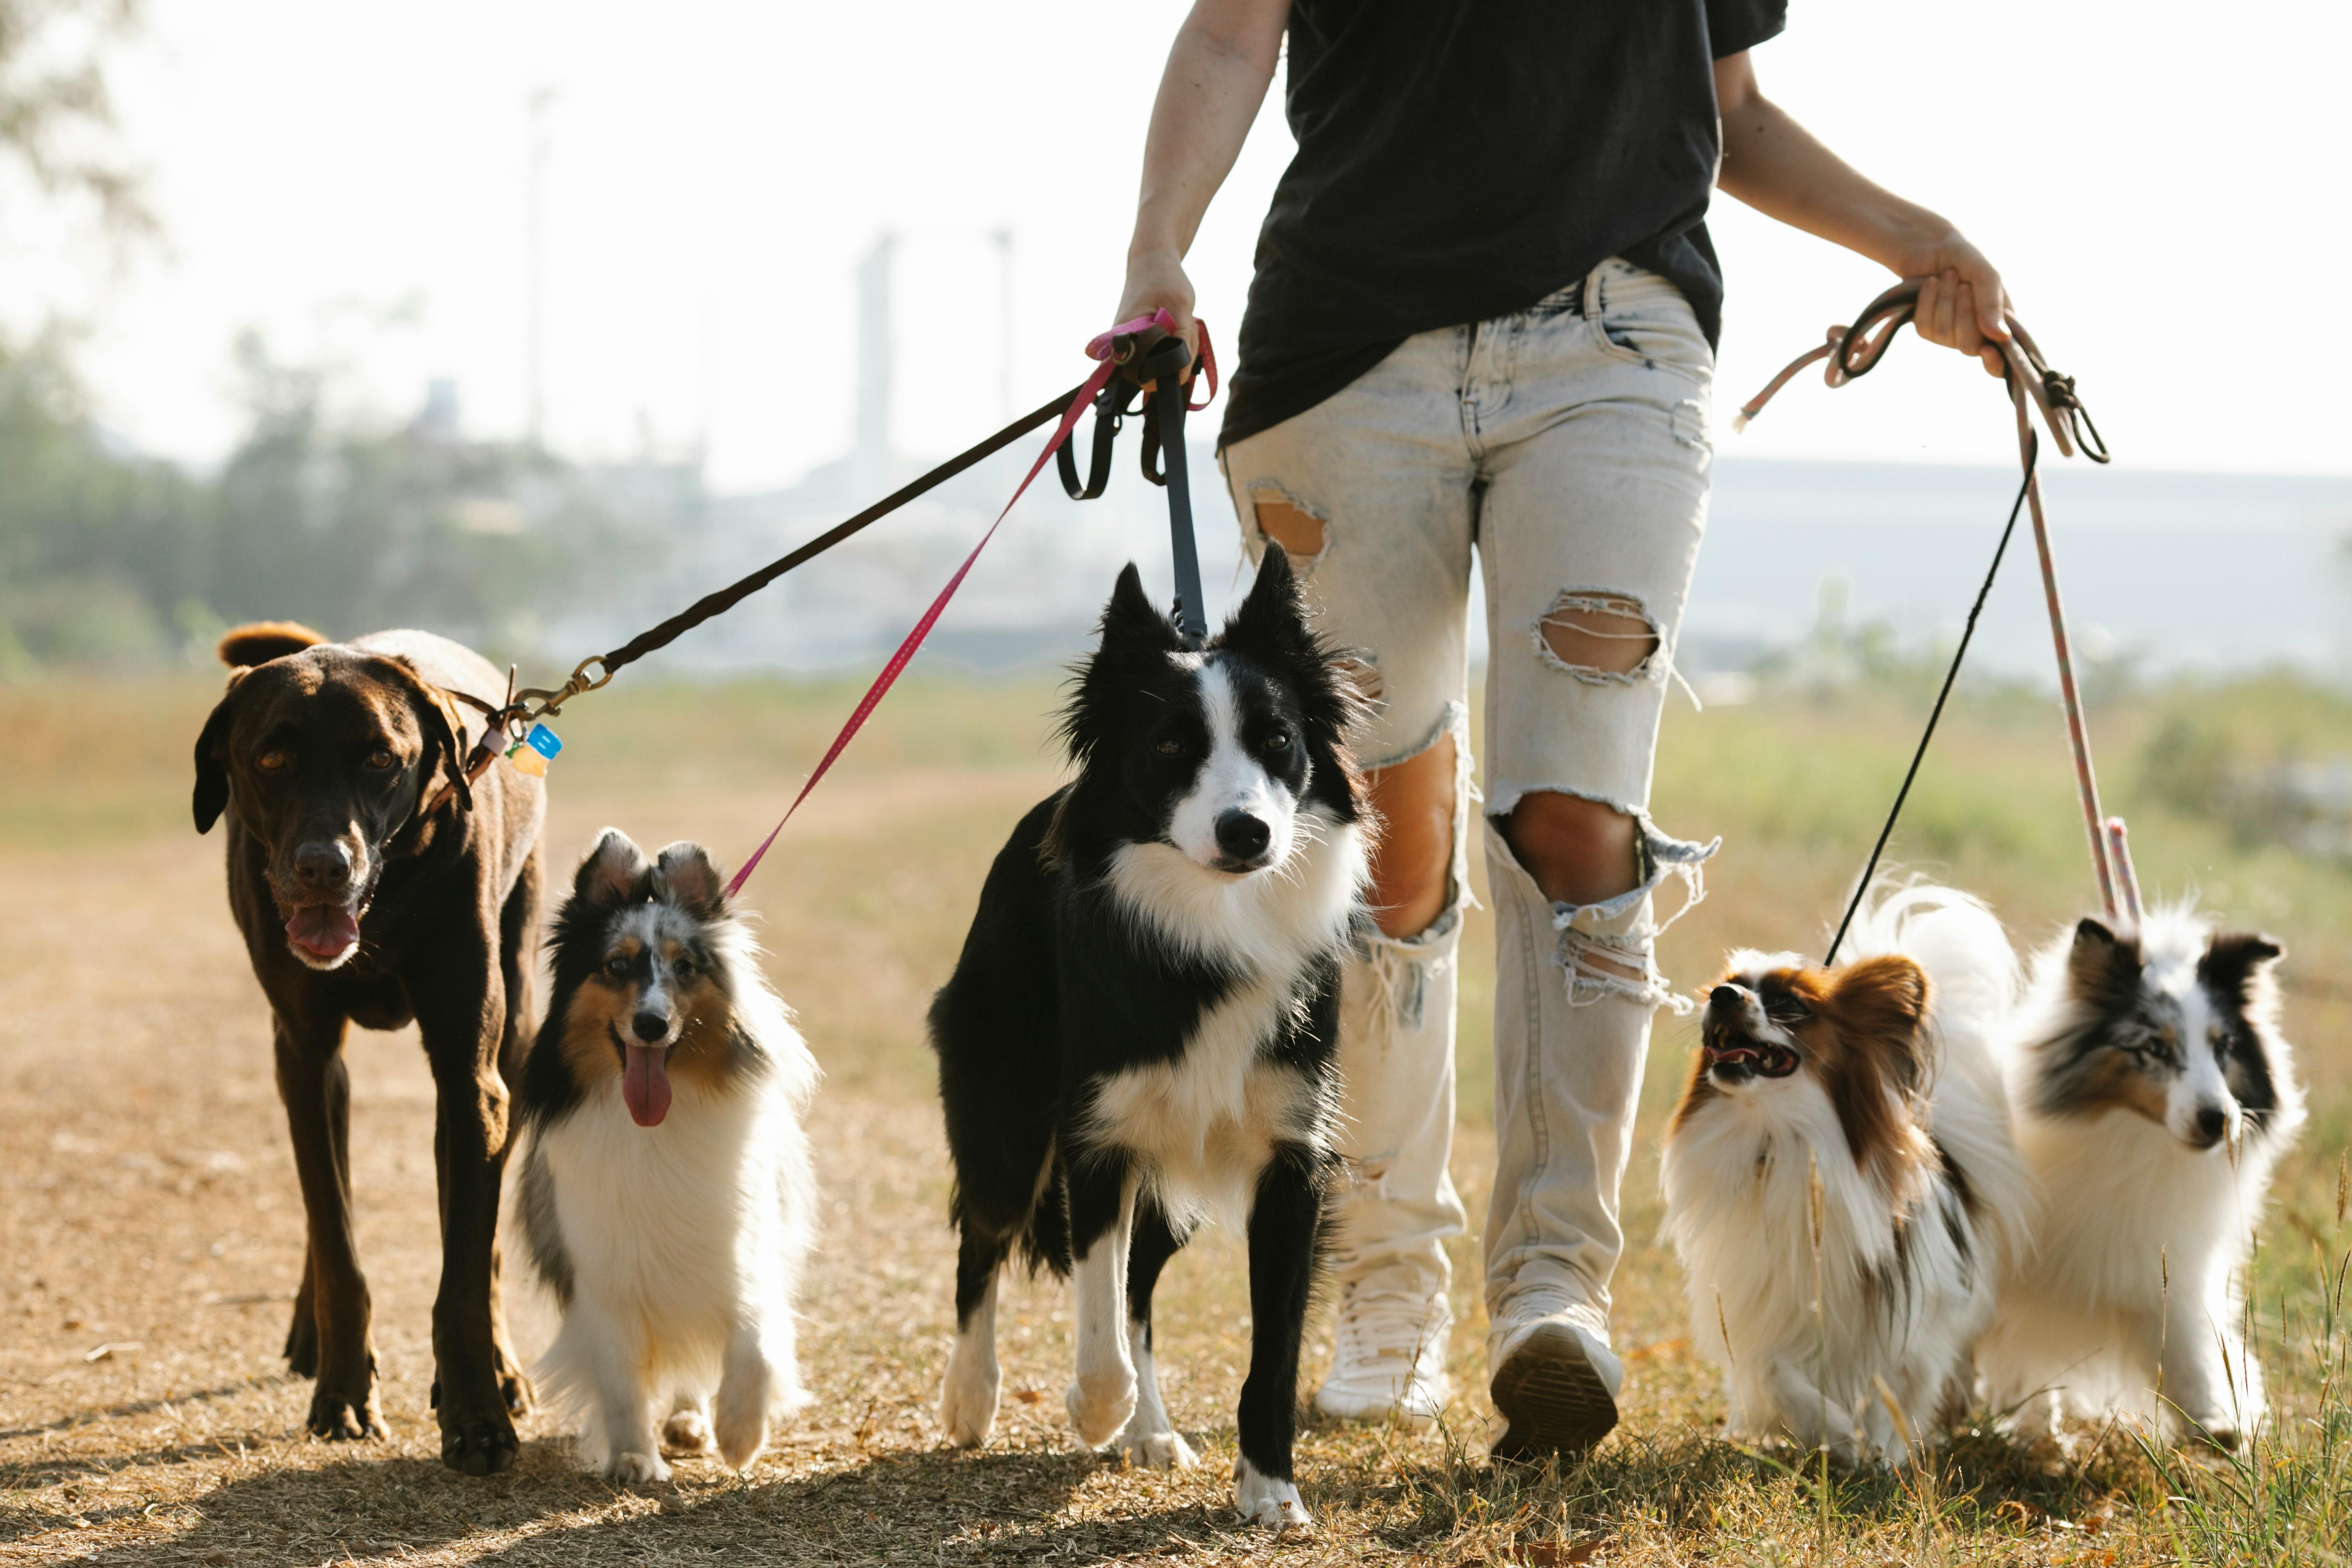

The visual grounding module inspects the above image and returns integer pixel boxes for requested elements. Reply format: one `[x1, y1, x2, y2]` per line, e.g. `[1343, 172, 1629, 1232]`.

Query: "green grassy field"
[1, 663, 2347, 1564]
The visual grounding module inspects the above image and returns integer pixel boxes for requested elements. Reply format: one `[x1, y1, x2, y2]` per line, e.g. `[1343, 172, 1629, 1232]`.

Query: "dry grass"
[2, 668, 2348, 1565]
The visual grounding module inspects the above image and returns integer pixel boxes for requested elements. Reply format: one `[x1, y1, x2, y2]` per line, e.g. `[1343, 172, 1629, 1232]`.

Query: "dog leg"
[284, 1249, 320, 1378]
[488, 856, 540, 1421]
[713, 1323, 773, 1472]
[1117, 1198, 1197, 1470]
[575, 1303, 666, 1484]
[2159, 1293, 2256, 1448]
[1064, 1161, 1139, 1449]
[1233, 1147, 1322, 1529]
[273, 1015, 383, 1441]
[417, 966, 522, 1476]
[1768, 1362, 1860, 1463]
[942, 1228, 1007, 1448]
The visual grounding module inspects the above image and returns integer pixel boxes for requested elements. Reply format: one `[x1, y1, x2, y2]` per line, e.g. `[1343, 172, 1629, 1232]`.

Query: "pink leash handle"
[723, 312, 1211, 901]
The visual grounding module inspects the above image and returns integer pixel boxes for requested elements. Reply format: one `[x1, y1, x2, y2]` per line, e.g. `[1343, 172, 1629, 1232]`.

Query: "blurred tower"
[854, 234, 895, 494]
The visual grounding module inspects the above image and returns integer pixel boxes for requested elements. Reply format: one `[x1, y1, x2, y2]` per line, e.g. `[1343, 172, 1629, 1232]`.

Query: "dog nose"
[1215, 810, 1272, 861]
[2195, 1104, 2229, 1144]
[1708, 985, 1745, 1014]
[294, 840, 353, 893]
[631, 1011, 669, 1043]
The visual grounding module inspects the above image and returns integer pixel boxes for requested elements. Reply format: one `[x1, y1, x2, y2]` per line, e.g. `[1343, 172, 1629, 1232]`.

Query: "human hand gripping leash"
[1735, 280, 2134, 963]
[719, 310, 1218, 898]
[413, 312, 1218, 890]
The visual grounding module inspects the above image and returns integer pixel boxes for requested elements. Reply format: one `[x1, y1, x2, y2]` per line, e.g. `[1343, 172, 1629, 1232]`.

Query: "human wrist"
[1869, 206, 1959, 277]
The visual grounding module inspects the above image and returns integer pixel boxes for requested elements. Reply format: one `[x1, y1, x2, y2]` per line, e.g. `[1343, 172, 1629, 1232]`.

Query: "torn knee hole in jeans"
[1535, 590, 1660, 684]
[1512, 800, 1719, 1014]
[1248, 482, 1329, 567]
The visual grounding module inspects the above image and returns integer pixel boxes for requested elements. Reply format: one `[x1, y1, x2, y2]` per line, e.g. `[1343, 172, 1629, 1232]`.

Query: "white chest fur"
[1086, 814, 1364, 1226]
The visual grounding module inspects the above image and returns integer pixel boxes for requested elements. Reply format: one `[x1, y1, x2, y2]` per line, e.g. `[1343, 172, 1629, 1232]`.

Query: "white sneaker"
[1485, 1296, 1623, 1462]
[1315, 1280, 1452, 1429]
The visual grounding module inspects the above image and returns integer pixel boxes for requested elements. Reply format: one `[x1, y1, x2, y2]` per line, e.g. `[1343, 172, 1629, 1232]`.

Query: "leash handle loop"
[1740, 280, 2124, 938]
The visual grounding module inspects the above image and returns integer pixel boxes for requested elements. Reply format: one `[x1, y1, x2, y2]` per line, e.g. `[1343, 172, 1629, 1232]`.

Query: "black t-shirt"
[1220, 0, 1787, 448]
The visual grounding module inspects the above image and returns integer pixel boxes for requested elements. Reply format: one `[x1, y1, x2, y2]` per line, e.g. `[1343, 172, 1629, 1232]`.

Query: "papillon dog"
[516, 831, 819, 1481]
[1661, 885, 2034, 1464]
[1975, 906, 2301, 1449]
[929, 545, 1367, 1527]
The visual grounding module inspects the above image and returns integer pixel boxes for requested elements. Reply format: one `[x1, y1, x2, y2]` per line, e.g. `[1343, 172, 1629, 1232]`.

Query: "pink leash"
[723, 310, 1216, 900]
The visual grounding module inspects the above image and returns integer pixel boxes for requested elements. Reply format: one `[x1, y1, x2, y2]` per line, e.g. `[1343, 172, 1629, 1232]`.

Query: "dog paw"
[439, 1414, 519, 1476]
[606, 1450, 672, 1485]
[713, 1406, 768, 1472]
[940, 1359, 1001, 1449]
[1119, 1425, 1198, 1470]
[662, 1409, 714, 1456]
[306, 1388, 385, 1442]
[1233, 1456, 1311, 1530]
[494, 1345, 534, 1417]
[1064, 1371, 1137, 1450]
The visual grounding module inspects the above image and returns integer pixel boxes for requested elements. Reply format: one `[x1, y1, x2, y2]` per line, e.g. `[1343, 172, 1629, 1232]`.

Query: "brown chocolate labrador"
[194, 622, 544, 1474]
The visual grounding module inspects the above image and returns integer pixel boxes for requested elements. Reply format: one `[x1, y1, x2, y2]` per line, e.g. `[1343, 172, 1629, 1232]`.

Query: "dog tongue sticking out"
[623, 1045, 671, 1127]
[284, 904, 361, 961]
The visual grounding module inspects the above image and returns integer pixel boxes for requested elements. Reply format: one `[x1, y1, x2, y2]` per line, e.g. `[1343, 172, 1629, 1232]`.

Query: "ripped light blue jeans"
[1221, 259, 1718, 1371]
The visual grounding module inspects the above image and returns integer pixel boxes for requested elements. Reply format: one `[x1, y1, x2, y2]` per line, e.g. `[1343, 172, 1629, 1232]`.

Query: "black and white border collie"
[930, 545, 1366, 1528]
[1977, 907, 2303, 1449]
[516, 831, 818, 1481]
[1661, 885, 2034, 1464]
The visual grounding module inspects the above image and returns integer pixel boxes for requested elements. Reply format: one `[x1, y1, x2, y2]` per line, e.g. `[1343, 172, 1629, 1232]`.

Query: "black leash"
[526, 383, 1090, 713]
[1057, 329, 1211, 644]
[1822, 431, 2037, 966]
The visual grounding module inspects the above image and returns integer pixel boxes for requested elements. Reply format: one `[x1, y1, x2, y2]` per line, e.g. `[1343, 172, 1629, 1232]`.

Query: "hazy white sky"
[8, 0, 2345, 490]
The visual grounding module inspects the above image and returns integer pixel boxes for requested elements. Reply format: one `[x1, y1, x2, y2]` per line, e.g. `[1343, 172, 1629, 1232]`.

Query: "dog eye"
[1264, 731, 1292, 752]
[672, 956, 695, 980]
[257, 749, 289, 773]
[1154, 738, 1182, 756]
[603, 954, 630, 978]
[364, 748, 395, 771]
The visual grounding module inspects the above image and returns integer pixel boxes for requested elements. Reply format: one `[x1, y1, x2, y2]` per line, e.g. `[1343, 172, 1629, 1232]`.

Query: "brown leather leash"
[1735, 280, 2142, 959]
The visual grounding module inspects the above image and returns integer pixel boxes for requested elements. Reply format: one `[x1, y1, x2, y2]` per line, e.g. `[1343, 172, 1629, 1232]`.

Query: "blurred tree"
[0, 0, 152, 239]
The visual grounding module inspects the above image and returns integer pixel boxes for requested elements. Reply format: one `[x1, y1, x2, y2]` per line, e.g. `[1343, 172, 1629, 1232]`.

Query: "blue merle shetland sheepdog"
[1976, 905, 2303, 1449]
[516, 831, 818, 1483]
[930, 544, 1368, 1528]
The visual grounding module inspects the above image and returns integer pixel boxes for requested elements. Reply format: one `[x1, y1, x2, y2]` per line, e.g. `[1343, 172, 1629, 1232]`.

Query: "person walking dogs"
[1114, 1, 2013, 1459]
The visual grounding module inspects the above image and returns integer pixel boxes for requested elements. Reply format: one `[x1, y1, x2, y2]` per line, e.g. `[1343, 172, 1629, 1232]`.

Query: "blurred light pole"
[991, 226, 1014, 422]
[525, 87, 558, 449]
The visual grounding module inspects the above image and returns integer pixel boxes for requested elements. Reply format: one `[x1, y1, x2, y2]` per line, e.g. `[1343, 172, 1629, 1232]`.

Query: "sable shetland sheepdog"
[1976, 907, 2302, 1449]
[929, 545, 1366, 1529]
[1661, 886, 2034, 1464]
[516, 830, 818, 1482]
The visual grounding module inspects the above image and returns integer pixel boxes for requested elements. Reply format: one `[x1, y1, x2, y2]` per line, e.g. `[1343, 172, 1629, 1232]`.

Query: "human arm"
[1114, 0, 1289, 356]
[1713, 50, 2007, 375]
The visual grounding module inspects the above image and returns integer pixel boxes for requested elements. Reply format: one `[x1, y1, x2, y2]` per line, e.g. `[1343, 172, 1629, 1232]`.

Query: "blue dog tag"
[505, 722, 562, 777]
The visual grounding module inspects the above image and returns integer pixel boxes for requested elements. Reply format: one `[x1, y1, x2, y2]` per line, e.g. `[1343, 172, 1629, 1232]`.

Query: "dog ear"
[2065, 916, 2142, 1011]
[576, 829, 650, 907]
[1222, 541, 1311, 658]
[653, 841, 726, 917]
[405, 663, 473, 817]
[1832, 953, 1932, 1098]
[1100, 562, 1183, 655]
[192, 672, 246, 834]
[2199, 930, 2284, 1000]
[373, 655, 473, 819]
